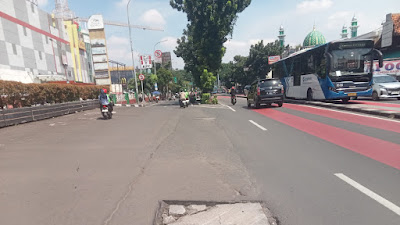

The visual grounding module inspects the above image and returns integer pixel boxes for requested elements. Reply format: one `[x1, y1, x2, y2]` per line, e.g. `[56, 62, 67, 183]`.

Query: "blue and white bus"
[272, 39, 383, 103]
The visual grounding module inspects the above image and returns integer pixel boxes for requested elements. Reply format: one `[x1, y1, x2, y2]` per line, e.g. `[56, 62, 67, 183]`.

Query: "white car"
[372, 74, 400, 101]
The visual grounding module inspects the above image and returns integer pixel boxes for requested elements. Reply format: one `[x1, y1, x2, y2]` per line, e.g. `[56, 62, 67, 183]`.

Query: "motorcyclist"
[179, 90, 186, 107]
[99, 89, 113, 112]
[230, 86, 237, 105]
[231, 86, 236, 97]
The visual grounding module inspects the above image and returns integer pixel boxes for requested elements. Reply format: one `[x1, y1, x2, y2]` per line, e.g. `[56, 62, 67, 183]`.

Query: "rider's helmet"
[103, 88, 108, 94]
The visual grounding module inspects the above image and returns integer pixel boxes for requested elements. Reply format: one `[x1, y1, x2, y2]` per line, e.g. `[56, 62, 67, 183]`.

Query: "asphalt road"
[0, 98, 399, 225]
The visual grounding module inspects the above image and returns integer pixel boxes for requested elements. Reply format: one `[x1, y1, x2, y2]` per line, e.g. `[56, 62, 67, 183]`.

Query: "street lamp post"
[127, 0, 139, 105]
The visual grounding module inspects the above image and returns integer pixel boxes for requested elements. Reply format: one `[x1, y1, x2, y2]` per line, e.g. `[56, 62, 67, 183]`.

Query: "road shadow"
[241, 104, 281, 110]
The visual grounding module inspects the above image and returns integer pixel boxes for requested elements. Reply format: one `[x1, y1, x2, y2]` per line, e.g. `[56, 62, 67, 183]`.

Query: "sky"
[38, 0, 399, 69]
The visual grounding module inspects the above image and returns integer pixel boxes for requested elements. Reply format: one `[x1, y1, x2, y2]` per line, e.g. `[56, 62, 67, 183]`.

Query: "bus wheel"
[342, 98, 350, 103]
[306, 88, 313, 101]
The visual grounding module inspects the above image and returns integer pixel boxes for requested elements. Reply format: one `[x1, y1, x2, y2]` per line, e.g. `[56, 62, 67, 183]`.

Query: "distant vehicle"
[271, 39, 384, 103]
[247, 78, 284, 108]
[372, 74, 400, 100]
[244, 85, 251, 96]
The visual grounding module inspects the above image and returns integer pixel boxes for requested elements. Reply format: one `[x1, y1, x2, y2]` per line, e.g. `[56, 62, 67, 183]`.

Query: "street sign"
[154, 82, 158, 91]
[140, 55, 152, 69]
[154, 50, 162, 58]
[139, 74, 145, 81]
[173, 77, 177, 83]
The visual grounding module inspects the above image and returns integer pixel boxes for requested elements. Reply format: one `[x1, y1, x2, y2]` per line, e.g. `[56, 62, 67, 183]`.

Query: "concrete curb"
[284, 99, 400, 119]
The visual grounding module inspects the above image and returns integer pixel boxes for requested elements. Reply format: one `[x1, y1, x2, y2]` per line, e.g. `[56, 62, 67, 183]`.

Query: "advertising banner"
[94, 63, 109, 70]
[91, 39, 106, 47]
[268, 55, 281, 65]
[92, 47, 107, 55]
[88, 15, 104, 30]
[140, 55, 153, 69]
[93, 55, 108, 63]
[94, 70, 109, 79]
[365, 59, 400, 75]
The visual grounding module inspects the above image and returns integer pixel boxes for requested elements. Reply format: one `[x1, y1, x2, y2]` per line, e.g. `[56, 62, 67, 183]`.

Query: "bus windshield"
[330, 48, 371, 76]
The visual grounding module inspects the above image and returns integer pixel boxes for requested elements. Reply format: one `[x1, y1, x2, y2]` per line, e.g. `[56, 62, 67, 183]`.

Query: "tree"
[245, 40, 284, 82]
[170, 0, 252, 92]
[156, 68, 173, 93]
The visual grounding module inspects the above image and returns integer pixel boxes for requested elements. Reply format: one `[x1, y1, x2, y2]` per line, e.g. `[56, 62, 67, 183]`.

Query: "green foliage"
[219, 40, 284, 86]
[201, 93, 211, 104]
[200, 69, 216, 93]
[245, 40, 284, 83]
[170, 0, 252, 91]
[211, 95, 218, 104]
[0, 80, 107, 108]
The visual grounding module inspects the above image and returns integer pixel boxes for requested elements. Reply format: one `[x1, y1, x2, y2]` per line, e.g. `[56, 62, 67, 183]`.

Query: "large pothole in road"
[154, 200, 278, 225]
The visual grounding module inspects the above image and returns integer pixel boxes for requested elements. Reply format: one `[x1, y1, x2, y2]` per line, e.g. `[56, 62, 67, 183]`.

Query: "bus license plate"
[348, 93, 357, 97]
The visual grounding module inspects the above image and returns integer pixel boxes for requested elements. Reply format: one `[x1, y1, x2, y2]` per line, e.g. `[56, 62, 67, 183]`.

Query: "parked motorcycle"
[101, 105, 112, 119]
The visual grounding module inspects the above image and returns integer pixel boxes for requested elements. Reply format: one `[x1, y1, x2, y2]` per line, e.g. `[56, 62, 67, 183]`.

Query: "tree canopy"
[170, 0, 252, 91]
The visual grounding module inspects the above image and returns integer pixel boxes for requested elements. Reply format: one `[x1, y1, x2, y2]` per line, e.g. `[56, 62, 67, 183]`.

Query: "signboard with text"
[365, 60, 400, 76]
[88, 15, 104, 30]
[268, 55, 281, 65]
[140, 55, 152, 69]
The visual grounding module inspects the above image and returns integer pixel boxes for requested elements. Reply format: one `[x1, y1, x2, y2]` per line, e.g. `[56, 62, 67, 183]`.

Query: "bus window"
[315, 49, 327, 78]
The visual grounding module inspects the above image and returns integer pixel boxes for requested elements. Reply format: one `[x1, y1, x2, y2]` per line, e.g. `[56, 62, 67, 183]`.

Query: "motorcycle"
[101, 105, 112, 119]
[179, 99, 189, 108]
[231, 95, 237, 105]
[155, 96, 159, 103]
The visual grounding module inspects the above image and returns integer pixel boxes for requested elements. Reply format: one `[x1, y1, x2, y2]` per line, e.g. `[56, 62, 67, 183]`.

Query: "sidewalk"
[285, 99, 400, 119]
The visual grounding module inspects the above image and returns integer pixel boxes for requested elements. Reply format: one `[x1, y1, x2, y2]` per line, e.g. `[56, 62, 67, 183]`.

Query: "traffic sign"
[154, 50, 162, 58]
[139, 74, 145, 81]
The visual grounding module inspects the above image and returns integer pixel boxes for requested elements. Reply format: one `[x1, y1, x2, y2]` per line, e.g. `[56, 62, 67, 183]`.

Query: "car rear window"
[259, 80, 281, 87]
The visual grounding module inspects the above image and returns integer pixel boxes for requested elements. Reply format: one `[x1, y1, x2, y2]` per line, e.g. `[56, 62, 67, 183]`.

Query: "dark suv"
[247, 79, 284, 108]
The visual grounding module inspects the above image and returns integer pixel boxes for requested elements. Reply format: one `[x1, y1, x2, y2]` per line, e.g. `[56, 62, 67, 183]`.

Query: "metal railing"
[0, 100, 99, 128]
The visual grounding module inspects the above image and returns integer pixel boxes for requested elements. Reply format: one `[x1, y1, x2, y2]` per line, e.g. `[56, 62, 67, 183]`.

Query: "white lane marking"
[249, 120, 267, 131]
[297, 104, 400, 123]
[220, 103, 236, 112]
[335, 173, 400, 216]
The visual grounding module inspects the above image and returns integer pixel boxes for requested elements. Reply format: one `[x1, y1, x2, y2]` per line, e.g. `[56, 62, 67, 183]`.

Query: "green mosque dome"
[303, 26, 326, 47]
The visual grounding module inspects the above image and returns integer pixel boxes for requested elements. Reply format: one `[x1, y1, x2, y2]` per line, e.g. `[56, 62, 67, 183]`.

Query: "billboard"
[88, 15, 104, 30]
[365, 60, 400, 75]
[140, 55, 153, 69]
[91, 39, 106, 47]
[95, 70, 110, 79]
[93, 55, 107, 63]
[268, 56, 281, 65]
[92, 47, 107, 55]
[94, 63, 109, 70]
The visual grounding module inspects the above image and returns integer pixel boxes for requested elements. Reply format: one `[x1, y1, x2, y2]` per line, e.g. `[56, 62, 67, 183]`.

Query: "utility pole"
[127, 0, 139, 105]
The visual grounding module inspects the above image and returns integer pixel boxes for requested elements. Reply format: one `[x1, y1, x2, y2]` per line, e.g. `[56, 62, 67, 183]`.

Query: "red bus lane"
[253, 108, 400, 170]
[283, 104, 400, 133]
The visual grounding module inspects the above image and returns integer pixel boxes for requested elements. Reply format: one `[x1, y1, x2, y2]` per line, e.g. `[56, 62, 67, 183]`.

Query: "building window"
[23, 27, 27, 36]
[39, 51, 42, 60]
[12, 44, 17, 55]
[31, 4, 35, 13]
